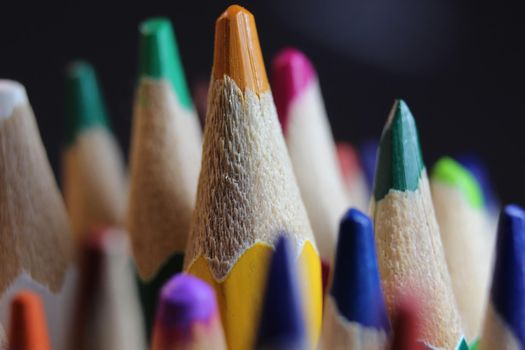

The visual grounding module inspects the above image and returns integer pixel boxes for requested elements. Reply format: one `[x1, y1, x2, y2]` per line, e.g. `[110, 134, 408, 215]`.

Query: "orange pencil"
[8, 291, 50, 350]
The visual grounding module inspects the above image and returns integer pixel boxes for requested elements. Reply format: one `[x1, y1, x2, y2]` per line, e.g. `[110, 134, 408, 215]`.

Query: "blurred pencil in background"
[151, 274, 226, 350]
[430, 156, 493, 339]
[0, 80, 74, 350]
[69, 227, 146, 350]
[478, 205, 525, 350]
[272, 48, 349, 263]
[127, 17, 202, 334]
[62, 61, 127, 237]
[335, 142, 370, 211]
[184, 6, 321, 350]
[370, 99, 463, 348]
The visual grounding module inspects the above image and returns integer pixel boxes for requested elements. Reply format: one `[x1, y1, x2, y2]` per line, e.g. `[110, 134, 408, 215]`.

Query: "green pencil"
[126, 18, 202, 337]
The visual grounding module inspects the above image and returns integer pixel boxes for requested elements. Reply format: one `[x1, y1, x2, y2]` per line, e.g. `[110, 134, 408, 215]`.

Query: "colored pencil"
[271, 48, 349, 262]
[430, 156, 492, 339]
[151, 273, 226, 350]
[184, 6, 322, 350]
[321, 208, 389, 350]
[336, 142, 370, 211]
[69, 227, 146, 350]
[8, 291, 50, 350]
[0, 80, 74, 350]
[478, 205, 525, 350]
[62, 61, 127, 237]
[127, 17, 202, 333]
[255, 236, 307, 350]
[370, 99, 463, 348]
[358, 139, 378, 192]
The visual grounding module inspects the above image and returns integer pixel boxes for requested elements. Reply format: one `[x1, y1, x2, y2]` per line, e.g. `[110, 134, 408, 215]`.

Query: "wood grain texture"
[127, 78, 202, 280]
[63, 128, 127, 237]
[0, 102, 72, 294]
[371, 173, 463, 348]
[184, 76, 316, 279]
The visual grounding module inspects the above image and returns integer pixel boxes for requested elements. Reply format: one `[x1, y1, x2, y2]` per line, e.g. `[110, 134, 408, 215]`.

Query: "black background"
[1, 0, 524, 205]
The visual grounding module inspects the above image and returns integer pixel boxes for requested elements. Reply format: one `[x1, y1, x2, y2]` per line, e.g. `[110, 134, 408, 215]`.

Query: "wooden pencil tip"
[65, 61, 110, 145]
[212, 5, 269, 94]
[0, 80, 28, 119]
[271, 48, 316, 130]
[9, 291, 51, 350]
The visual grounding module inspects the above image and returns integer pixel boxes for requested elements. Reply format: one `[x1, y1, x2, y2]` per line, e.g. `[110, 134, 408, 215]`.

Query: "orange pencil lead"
[9, 291, 51, 350]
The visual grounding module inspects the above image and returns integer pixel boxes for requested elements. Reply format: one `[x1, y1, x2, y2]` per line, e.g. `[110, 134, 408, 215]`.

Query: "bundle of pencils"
[0, 3, 522, 350]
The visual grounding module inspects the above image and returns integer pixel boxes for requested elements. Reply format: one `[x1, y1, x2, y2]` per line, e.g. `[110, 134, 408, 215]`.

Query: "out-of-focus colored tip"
[490, 205, 525, 346]
[336, 142, 362, 183]
[155, 273, 217, 332]
[390, 297, 425, 350]
[212, 5, 269, 94]
[374, 99, 424, 201]
[456, 153, 497, 209]
[65, 61, 109, 145]
[321, 259, 331, 298]
[9, 291, 51, 350]
[271, 48, 316, 131]
[139, 17, 192, 108]
[255, 236, 306, 349]
[431, 156, 484, 208]
[359, 139, 379, 191]
[330, 208, 389, 331]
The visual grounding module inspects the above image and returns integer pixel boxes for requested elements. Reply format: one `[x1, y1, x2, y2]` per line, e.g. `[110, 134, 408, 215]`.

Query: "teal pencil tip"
[65, 61, 110, 145]
[431, 156, 485, 208]
[373, 99, 425, 200]
[139, 18, 192, 109]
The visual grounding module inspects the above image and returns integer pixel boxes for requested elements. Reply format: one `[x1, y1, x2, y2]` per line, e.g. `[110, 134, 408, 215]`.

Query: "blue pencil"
[479, 205, 525, 350]
[255, 236, 307, 350]
[321, 208, 389, 349]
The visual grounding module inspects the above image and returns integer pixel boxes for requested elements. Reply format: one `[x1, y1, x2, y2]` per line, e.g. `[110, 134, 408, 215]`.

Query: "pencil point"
[139, 17, 192, 108]
[431, 156, 484, 208]
[390, 297, 426, 350]
[256, 236, 306, 349]
[0, 80, 28, 119]
[212, 5, 269, 94]
[374, 99, 424, 200]
[330, 208, 389, 331]
[490, 204, 525, 346]
[9, 291, 50, 350]
[156, 274, 217, 331]
[65, 61, 110, 145]
[271, 48, 316, 130]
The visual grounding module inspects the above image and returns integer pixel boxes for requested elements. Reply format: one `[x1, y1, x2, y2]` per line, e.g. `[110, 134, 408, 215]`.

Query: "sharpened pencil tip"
[330, 208, 389, 331]
[271, 48, 316, 131]
[139, 17, 192, 108]
[65, 61, 110, 145]
[431, 156, 484, 208]
[256, 236, 306, 349]
[212, 5, 269, 94]
[490, 204, 525, 347]
[373, 99, 424, 200]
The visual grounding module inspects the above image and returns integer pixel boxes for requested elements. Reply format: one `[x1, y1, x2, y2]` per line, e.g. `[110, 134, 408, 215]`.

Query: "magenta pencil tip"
[271, 48, 316, 133]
